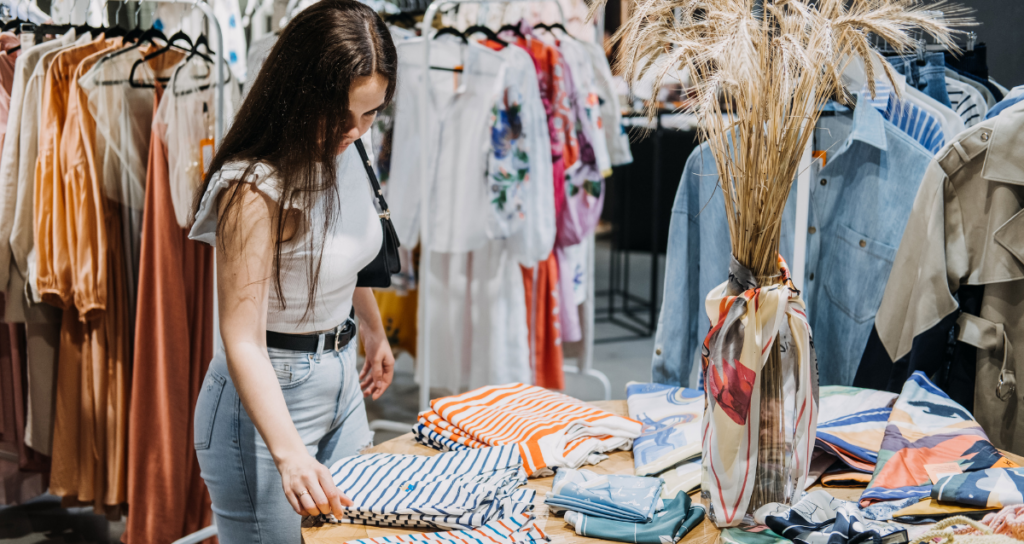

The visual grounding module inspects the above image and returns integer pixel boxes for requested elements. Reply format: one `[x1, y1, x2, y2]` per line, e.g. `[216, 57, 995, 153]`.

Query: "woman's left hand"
[358, 325, 394, 400]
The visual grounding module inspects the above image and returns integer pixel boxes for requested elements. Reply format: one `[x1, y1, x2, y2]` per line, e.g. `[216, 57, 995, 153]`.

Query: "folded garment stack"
[815, 386, 899, 474]
[860, 372, 1017, 507]
[564, 492, 705, 544]
[625, 383, 703, 497]
[343, 513, 550, 544]
[329, 445, 534, 530]
[544, 469, 664, 523]
[414, 383, 642, 476]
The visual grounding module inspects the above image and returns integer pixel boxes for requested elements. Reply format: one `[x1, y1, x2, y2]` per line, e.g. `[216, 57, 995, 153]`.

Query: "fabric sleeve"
[874, 159, 963, 362]
[187, 161, 284, 246]
[651, 148, 701, 386]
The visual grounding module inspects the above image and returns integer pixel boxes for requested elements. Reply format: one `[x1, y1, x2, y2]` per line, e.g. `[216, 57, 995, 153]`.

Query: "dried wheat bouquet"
[591, 0, 969, 278]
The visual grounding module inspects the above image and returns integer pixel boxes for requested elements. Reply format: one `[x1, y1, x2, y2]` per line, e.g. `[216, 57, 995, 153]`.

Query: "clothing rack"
[368, 0, 609, 438]
[111, 3, 225, 542]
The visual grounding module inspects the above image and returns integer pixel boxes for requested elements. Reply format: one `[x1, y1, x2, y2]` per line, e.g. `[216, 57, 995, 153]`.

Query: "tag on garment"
[992, 457, 1020, 469]
[812, 150, 827, 167]
[200, 138, 214, 180]
[925, 462, 963, 484]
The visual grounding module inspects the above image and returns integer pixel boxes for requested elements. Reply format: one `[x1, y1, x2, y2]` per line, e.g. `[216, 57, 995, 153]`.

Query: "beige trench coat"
[876, 100, 1024, 454]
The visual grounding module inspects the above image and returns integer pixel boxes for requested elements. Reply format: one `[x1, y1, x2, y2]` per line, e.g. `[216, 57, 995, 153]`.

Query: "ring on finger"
[298, 490, 310, 498]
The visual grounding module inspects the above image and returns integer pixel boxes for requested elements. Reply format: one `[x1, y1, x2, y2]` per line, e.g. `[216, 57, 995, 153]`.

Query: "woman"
[188, 1, 398, 542]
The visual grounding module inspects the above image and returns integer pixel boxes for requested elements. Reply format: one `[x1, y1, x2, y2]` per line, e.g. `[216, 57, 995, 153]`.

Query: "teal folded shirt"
[545, 469, 664, 523]
[565, 493, 705, 544]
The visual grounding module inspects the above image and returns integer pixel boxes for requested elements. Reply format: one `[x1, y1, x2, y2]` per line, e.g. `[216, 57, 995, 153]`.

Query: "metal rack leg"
[173, 524, 217, 544]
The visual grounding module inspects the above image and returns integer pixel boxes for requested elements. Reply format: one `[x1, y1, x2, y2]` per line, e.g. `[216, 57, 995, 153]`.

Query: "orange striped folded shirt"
[419, 383, 641, 476]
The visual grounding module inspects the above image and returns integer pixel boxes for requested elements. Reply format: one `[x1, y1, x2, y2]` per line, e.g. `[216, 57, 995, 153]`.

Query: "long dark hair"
[194, 0, 398, 321]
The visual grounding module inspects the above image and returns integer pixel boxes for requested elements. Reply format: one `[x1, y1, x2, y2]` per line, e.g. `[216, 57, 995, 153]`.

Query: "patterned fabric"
[626, 383, 703, 477]
[564, 492, 705, 544]
[701, 255, 819, 527]
[860, 372, 1012, 506]
[487, 79, 529, 240]
[933, 468, 1024, 509]
[815, 386, 899, 473]
[414, 383, 642, 476]
[755, 490, 908, 544]
[545, 469, 663, 523]
[343, 513, 549, 544]
[329, 445, 533, 530]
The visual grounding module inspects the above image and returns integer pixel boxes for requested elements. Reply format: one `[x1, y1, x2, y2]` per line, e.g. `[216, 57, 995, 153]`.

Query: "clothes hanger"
[123, 0, 145, 41]
[102, 0, 126, 38]
[463, 25, 506, 46]
[128, 30, 192, 87]
[498, 23, 524, 39]
[433, 26, 467, 43]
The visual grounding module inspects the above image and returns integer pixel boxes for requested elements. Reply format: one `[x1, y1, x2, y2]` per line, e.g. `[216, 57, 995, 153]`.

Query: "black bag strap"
[354, 139, 390, 219]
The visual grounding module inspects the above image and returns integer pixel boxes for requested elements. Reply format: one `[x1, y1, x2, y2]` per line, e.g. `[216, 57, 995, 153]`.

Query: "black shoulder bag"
[354, 139, 402, 288]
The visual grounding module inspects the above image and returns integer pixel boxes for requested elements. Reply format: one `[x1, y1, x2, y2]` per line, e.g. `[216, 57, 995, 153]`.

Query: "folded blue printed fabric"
[564, 493, 705, 544]
[932, 467, 1024, 508]
[545, 468, 663, 523]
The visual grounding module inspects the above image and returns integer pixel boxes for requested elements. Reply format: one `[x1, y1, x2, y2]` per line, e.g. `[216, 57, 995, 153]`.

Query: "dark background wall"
[962, 0, 1024, 88]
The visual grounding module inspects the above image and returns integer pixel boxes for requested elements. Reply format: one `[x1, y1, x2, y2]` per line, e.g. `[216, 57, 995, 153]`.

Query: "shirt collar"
[848, 91, 889, 152]
[982, 100, 1024, 184]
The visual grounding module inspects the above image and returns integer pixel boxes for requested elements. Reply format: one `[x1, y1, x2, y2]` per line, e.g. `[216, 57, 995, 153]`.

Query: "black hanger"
[128, 31, 191, 87]
[463, 25, 506, 46]
[533, 22, 549, 31]
[548, 22, 567, 33]
[433, 26, 466, 43]
[498, 23, 524, 39]
[2, 18, 23, 33]
[34, 23, 72, 35]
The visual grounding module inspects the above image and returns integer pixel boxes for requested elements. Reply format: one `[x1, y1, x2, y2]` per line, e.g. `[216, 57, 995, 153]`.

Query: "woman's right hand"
[278, 452, 354, 517]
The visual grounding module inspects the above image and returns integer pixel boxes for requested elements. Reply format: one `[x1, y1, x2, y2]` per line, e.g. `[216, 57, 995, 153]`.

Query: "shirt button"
[808, 226, 816, 234]
[981, 132, 990, 142]
[655, 348, 662, 356]
[859, 240, 867, 247]
[809, 273, 815, 281]
[820, 179, 827, 186]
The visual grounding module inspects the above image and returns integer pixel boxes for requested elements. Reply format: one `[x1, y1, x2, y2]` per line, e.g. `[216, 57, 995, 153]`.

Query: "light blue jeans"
[194, 331, 373, 544]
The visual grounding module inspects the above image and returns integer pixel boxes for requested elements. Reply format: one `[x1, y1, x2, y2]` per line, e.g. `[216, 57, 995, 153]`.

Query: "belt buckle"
[334, 323, 343, 352]
[996, 370, 1016, 402]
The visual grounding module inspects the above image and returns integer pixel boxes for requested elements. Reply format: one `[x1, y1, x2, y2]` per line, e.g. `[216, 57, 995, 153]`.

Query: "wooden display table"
[301, 400, 1024, 544]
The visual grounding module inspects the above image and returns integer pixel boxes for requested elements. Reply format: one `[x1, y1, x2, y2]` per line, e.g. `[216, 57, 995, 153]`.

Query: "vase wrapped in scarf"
[700, 255, 817, 526]
[580, 0, 967, 528]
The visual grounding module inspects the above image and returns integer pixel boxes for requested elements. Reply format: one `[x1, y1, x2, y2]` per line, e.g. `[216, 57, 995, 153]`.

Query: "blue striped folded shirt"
[329, 445, 534, 530]
[345, 512, 549, 544]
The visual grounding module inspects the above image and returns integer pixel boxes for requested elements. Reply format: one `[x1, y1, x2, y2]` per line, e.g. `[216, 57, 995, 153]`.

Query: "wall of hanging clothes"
[651, 25, 1024, 454]
[0, 0, 240, 539]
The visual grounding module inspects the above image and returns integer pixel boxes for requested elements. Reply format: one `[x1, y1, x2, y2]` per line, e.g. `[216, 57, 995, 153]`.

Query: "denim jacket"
[653, 98, 932, 387]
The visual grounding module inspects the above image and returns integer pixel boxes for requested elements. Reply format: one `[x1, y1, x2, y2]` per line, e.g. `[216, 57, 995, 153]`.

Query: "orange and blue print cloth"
[701, 255, 819, 527]
[859, 371, 1015, 506]
[816, 386, 899, 473]
[932, 468, 1024, 508]
[416, 383, 642, 477]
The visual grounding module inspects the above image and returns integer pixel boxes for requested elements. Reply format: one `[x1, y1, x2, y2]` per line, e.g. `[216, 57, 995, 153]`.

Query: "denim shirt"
[652, 99, 932, 387]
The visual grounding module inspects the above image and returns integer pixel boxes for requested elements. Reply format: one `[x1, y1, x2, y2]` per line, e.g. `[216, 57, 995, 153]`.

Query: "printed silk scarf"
[701, 255, 819, 527]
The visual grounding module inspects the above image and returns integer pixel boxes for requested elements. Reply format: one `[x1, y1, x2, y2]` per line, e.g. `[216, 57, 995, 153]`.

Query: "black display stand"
[596, 114, 699, 342]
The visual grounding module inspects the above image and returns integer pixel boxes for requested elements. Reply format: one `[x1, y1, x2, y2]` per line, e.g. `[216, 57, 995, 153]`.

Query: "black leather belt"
[266, 320, 356, 353]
